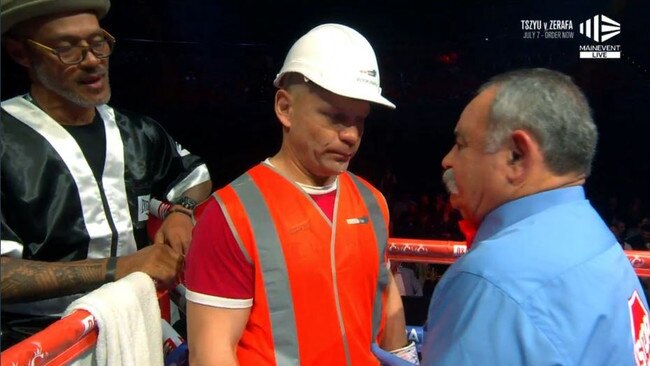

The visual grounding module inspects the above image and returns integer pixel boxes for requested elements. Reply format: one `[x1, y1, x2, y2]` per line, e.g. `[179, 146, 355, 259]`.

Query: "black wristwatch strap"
[172, 196, 198, 211]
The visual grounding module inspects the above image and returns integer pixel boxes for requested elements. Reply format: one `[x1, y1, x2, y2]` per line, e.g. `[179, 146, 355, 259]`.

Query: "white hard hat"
[274, 23, 396, 109]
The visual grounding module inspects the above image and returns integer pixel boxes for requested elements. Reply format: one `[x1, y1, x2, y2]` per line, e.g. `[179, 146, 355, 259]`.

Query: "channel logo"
[579, 14, 620, 42]
[578, 14, 621, 59]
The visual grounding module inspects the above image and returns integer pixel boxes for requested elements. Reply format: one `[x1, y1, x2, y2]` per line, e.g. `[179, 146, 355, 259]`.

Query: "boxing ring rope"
[0, 290, 185, 366]
[3, 239, 650, 365]
[0, 309, 98, 366]
[386, 238, 650, 277]
[387, 238, 650, 352]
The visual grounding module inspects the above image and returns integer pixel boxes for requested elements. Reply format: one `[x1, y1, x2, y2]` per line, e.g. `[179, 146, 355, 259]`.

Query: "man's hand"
[154, 181, 212, 254]
[154, 209, 194, 255]
[117, 244, 184, 289]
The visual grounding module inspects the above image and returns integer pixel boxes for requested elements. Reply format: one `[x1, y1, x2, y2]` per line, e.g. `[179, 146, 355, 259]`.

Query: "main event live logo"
[578, 14, 621, 59]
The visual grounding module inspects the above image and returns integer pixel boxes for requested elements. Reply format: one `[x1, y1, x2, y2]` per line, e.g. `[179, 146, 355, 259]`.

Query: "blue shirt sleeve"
[421, 272, 563, 366]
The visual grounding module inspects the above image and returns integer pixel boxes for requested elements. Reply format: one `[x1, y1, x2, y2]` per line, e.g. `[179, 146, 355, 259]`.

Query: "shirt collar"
[262, 157, 338, 194]
[473, 186, 586, 247]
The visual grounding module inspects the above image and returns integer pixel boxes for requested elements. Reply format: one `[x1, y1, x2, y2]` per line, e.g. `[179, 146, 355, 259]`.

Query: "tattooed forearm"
[1, 256, 107, 303]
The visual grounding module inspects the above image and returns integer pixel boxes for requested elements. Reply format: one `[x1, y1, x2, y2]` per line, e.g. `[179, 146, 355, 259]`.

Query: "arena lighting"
[438, 51, 459, 65]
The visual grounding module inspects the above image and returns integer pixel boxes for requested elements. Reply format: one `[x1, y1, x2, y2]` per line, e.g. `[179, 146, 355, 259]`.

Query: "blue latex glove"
[164, 342, 189, 366]
[371, 343, 418, 366]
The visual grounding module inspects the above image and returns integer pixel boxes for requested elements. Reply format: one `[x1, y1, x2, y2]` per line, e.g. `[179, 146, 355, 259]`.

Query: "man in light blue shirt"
[427, 68, 650, 365]
[373, 69, 650, 365]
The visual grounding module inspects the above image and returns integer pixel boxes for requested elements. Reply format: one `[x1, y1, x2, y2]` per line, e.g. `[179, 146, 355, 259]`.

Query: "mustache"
[77, 66, 108, 78]
[442, 169, 458, 194]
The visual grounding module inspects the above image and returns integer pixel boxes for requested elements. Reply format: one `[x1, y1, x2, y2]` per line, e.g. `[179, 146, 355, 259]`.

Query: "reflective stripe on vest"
[230, 172, 301, 364]
[229, 170, 388, 365]
[348, 173, 389, 340]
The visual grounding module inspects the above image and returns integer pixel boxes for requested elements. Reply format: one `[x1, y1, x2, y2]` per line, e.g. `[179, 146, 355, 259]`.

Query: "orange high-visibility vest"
[214, 164, 390, 365]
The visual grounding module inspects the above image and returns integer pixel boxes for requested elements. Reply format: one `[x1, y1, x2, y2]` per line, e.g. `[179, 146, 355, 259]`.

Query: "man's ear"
[505, 129, 540, 183]
[274, 89, 293, 128]
[5, 37, 32, 68]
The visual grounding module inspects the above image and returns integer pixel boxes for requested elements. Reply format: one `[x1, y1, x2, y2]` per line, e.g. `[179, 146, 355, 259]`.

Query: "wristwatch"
[172, 196, 199, 211]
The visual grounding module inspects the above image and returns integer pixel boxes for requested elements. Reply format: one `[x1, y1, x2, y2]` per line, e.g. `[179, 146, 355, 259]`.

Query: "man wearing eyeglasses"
[0, 0, 212, 349]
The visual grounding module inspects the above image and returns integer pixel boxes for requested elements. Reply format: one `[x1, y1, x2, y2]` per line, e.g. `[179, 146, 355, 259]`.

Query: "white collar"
[264, 158, 338, 194]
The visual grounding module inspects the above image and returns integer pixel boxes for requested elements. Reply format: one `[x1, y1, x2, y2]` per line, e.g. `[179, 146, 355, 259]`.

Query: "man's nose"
[339, 125, 361, 145]
[442, 148, 454, 169]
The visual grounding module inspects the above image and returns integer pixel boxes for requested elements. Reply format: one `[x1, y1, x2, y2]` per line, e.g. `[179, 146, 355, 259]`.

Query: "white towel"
[64, 272, 163, 366]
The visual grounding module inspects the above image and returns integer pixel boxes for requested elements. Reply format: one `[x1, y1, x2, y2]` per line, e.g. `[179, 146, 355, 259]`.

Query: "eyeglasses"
[26, 29, 116, 65]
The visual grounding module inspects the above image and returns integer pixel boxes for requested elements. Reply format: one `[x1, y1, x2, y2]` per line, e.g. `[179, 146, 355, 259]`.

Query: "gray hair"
[479, 68, 598, 176]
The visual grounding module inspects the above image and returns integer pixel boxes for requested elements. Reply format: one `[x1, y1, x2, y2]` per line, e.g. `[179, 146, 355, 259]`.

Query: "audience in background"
[393, 262, 423, 297]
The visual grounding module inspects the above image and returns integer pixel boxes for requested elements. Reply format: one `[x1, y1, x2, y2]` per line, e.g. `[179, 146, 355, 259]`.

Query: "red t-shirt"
[184, 189, 336, 308]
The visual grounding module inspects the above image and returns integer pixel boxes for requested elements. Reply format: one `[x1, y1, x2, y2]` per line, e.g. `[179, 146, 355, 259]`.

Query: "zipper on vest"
[330, 195, 352, 366]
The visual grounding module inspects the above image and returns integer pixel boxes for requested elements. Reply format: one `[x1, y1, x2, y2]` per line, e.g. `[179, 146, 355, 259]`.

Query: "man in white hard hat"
[185, 23, 418, 365]
[0, 0, 212, 348]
